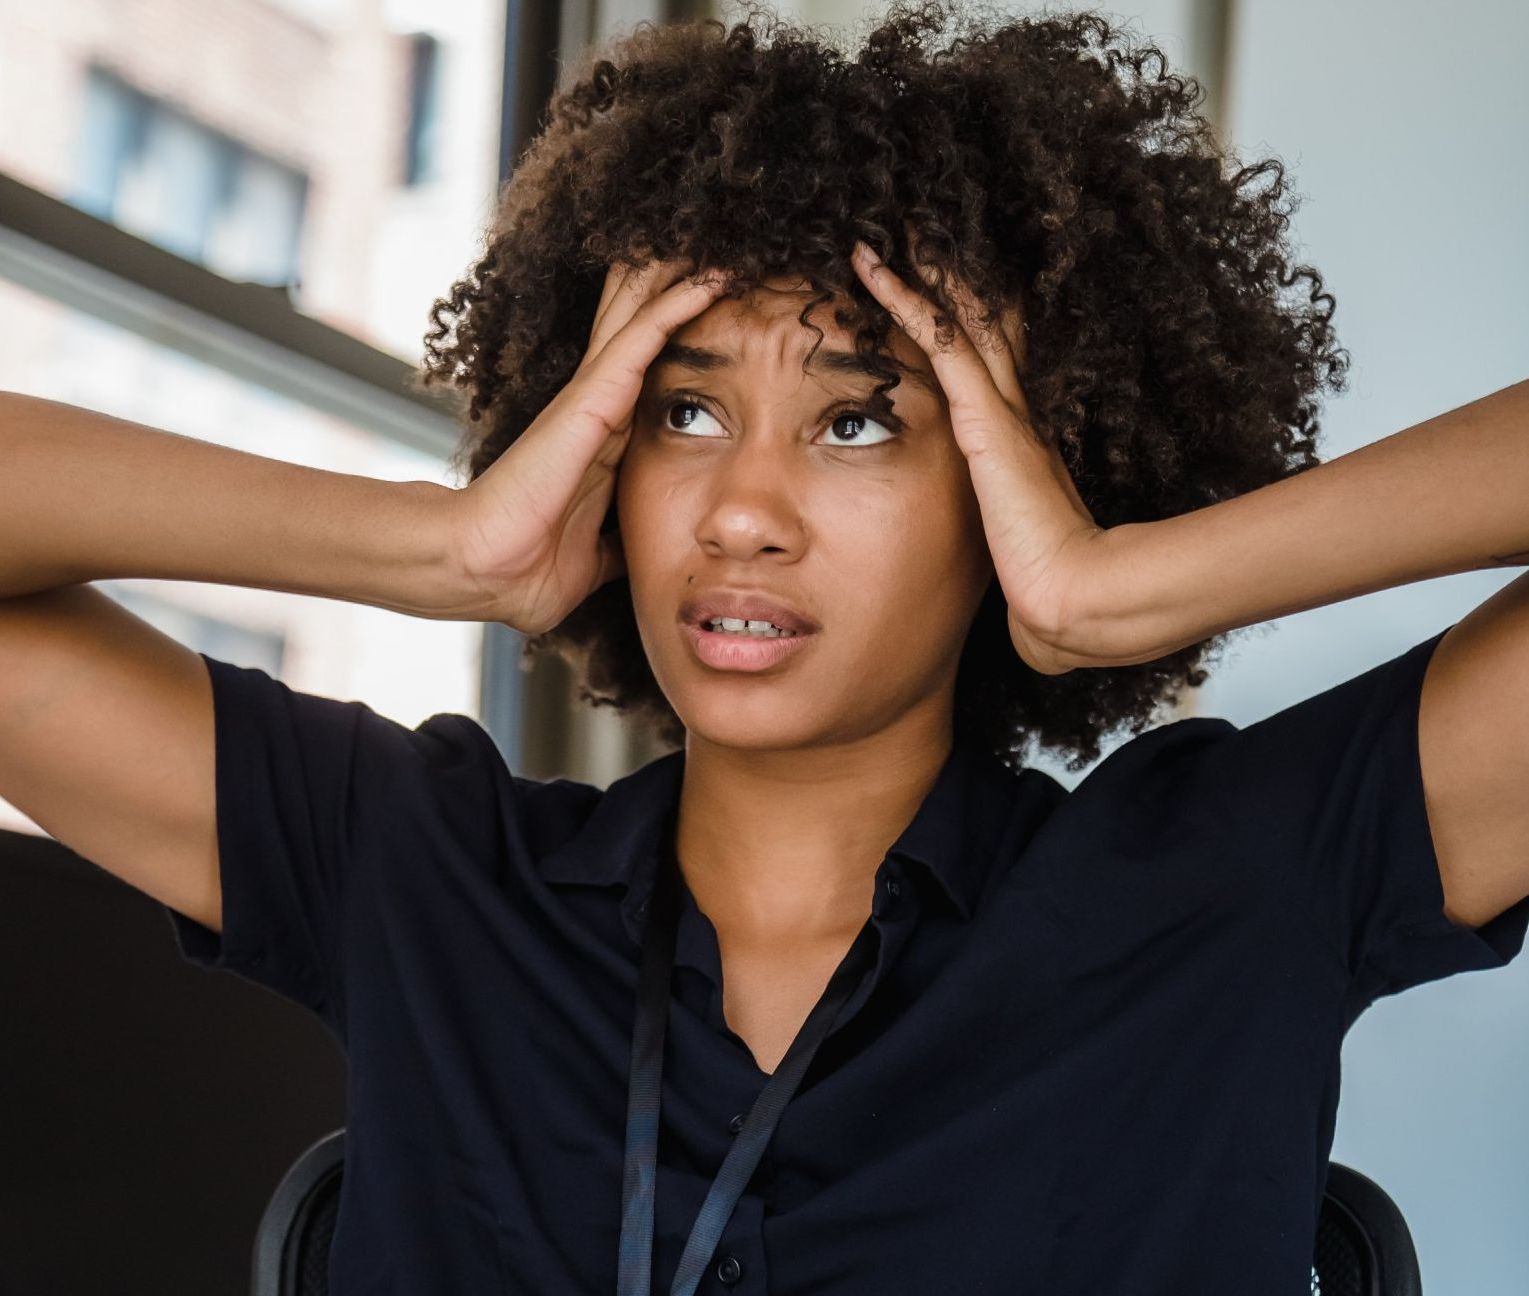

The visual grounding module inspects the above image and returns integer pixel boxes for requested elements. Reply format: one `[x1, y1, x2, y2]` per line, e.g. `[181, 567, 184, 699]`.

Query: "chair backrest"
[251, 1129, 345, 1296]
[251, 1135, 1423, 1296]
[1313, 1162, 1423, 1296]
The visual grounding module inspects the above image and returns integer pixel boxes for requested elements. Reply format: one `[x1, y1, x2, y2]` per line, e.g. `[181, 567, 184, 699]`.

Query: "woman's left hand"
[850, 234, 1105, 676]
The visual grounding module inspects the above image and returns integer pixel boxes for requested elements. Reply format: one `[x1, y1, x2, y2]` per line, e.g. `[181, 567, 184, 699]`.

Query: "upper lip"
[680, 589, 820, 634]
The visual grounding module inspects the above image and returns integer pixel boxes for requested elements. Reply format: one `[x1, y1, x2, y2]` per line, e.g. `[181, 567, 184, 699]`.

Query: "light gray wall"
[1204, 4, 1529, 1292]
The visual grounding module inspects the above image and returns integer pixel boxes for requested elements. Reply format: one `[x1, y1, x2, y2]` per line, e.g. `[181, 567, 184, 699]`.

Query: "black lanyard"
[616, 843, 880, 1296]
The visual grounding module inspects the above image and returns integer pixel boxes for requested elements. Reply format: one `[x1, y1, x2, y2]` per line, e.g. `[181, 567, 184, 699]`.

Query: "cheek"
[924, 450, 990, 581]
[614, 454, 663, 549]
[614, 458, 691, 607]
[829, 485, 974, 614]
[880, 478, 990, 635]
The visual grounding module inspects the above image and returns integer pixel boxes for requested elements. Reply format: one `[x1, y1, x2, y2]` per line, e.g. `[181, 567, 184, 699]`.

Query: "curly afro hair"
[422, 0, 1349, 775]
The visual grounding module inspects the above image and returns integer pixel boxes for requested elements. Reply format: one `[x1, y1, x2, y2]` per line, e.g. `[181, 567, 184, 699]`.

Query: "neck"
[673, 708, 953, 944]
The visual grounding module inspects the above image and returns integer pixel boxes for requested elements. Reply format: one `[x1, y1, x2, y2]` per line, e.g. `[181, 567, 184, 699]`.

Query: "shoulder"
[1047, 716, 1238, 846]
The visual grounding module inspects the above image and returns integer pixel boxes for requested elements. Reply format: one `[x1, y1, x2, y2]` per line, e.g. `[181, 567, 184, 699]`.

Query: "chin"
[672, 694, 837, 754]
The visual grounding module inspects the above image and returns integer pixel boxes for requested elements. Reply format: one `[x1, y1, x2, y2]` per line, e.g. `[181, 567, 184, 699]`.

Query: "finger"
[509, 272, 726, 528]
[584, 261, 634, 362]
[572, 269, 732, 426]
[899, 252, 1080, 520]
[584, 256, 697, 363]
[990, 301, 1034, 428]
[905, 265, 1088, 522]
[902, 222, 1027, 411]
[850, 240, 1007, 425]
[998, 303, 1029, 380]
[853, 239, 1096, 550]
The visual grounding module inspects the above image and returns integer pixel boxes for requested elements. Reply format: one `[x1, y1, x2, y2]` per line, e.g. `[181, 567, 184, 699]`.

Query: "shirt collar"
[537, 737, 1025, 925]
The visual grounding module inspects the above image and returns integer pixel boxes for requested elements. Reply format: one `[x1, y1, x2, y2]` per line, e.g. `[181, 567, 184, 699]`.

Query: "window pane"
[0, 0, 506, 361]
[0, 275, 483, 840]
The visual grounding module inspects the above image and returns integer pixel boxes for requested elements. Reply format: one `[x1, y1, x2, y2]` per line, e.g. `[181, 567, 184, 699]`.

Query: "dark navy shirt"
[166, 623, 1528, 1294]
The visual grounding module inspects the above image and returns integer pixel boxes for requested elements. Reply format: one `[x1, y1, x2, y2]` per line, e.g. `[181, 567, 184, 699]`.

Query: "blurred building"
[0, 0, 505, 836]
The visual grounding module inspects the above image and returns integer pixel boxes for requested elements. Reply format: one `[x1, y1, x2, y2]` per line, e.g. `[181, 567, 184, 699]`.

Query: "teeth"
[705, 616, 798, 638]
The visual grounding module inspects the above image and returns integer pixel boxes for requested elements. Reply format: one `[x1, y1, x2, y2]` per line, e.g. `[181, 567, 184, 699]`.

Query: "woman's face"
[615, 275, 996, 752]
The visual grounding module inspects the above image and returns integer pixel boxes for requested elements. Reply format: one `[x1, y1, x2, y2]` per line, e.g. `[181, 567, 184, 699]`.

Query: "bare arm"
[0, 585, 224, 926]
[0, 392, 467, 932]
[0, 391, 464, 611]
[1064, 380, 1529, 930]
[0, 263, 729, 933]
[1064, 379, 1529, 665]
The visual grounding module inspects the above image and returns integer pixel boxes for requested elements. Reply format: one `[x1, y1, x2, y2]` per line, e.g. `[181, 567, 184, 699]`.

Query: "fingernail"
[853, 240, 881, 266]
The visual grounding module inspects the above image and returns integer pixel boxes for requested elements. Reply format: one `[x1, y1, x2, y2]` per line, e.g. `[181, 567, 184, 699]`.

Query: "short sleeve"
[163, 653, 489, 1021]
[1172, 625, 1529, 1002]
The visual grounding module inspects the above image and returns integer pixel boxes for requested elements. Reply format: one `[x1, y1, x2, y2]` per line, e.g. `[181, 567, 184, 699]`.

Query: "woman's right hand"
[444, 257, 731, 634]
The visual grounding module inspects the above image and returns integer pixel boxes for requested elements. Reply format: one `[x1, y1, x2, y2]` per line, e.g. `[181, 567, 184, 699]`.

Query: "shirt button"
[728, 1112, 746, 1134]
[885, 877, 901, 897]
[716, 1254, 743, 1284]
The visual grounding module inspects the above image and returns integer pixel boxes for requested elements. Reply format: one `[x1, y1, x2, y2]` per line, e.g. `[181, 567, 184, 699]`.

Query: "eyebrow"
[650, 342, 941, 400]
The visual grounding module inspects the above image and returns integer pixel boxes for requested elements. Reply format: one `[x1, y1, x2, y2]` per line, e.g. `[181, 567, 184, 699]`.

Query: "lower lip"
[682, 622, 817, 672]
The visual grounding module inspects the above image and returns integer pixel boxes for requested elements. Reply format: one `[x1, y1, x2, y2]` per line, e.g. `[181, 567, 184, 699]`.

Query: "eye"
[818, 409, 899, 448]
[655, 394, 903, 448]
[660, 399, 725, 438]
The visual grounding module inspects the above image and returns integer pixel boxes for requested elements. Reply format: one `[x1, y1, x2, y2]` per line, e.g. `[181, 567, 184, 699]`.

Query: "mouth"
[682, 619, 818, 672]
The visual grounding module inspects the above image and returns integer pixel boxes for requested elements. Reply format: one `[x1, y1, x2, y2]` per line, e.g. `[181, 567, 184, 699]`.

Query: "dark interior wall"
[0, 827, 347, 1296]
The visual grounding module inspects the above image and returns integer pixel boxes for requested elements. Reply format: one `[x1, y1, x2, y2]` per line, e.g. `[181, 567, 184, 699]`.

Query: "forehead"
[667, 273, 936, 389]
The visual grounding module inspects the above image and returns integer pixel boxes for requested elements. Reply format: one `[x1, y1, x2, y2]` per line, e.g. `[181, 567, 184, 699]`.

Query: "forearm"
[1065, 378, 1529, 666]
[0, 392, 467, 617]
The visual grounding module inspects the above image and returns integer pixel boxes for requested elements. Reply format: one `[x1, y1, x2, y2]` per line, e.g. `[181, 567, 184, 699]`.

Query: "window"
[75, 69, 308, 288]
[403, 33, 444, 187]
[0, 273, 482, 840]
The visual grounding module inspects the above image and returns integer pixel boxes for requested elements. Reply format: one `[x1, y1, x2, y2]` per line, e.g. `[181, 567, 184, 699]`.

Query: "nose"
[693, 432, 807, 562]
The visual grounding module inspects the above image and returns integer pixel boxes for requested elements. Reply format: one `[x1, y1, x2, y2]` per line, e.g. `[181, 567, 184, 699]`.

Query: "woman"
[2, 3, 1525, 1292]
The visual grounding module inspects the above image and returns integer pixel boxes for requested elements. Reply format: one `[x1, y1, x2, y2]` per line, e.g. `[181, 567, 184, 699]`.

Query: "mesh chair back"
[1312, 1162, 1423, 1296]
[251, 1137, 1423, 1296]
[251, 1129, 345, 1296]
